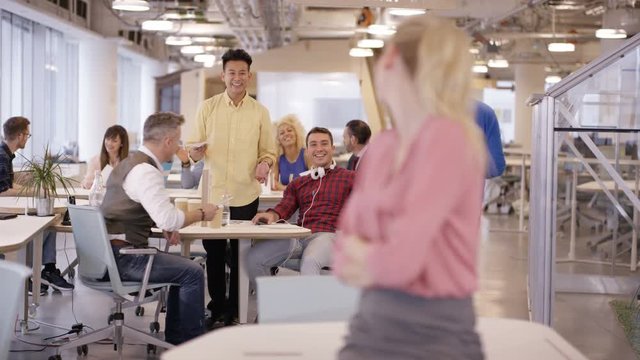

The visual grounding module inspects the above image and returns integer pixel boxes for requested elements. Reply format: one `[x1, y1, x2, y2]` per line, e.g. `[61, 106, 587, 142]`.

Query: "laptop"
[0, 213, 18, 220]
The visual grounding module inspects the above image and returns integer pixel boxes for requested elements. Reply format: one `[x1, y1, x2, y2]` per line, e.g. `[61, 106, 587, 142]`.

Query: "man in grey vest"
[101, 112, 218, 345]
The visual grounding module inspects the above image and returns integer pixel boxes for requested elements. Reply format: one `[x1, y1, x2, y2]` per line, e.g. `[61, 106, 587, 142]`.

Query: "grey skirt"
[338, 288, 484, 360]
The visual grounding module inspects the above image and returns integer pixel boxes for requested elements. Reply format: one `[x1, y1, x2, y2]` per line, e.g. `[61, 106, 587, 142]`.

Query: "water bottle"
[89, 170, 105, 207]
[221, 193, 232, 226]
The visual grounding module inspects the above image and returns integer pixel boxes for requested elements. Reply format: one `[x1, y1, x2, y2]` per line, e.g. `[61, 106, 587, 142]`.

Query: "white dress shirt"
[121, 145, 185, 232]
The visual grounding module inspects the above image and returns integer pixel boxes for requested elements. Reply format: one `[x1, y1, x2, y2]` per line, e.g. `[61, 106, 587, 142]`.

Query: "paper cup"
[187, 199, 202, 227]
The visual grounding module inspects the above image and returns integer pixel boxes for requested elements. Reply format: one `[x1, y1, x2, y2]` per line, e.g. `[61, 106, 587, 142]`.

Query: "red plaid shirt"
[271, 166, 355, 233]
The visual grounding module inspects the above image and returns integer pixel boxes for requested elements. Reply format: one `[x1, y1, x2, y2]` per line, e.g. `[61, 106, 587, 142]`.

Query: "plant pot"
[35, 198, 54, 216]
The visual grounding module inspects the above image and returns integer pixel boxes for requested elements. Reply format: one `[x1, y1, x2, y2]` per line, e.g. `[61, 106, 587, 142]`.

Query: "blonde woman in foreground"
[333, 15, 487, 359]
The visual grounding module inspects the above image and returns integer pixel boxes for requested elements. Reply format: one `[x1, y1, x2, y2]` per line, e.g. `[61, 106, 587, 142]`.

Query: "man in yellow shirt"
[189, 49, 276, 326]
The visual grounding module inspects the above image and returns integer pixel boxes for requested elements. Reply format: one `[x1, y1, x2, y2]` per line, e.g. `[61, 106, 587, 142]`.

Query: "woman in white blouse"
[81, 125, 129, 189]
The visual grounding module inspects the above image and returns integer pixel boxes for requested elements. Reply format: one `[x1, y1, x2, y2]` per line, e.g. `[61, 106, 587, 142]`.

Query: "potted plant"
[17, 145, 76, 216]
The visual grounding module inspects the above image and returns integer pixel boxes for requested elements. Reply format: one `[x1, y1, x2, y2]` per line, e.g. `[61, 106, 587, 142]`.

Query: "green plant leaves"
[17, 144, 77, 199]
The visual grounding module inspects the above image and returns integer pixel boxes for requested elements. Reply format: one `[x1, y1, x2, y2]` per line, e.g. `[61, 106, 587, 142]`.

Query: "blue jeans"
[111, 245, 204, 344]
[42, 230, 57, 265]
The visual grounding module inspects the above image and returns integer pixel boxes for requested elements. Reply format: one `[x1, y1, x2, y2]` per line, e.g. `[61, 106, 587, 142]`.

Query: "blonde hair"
[392, 15, 486, 164]
[274, 114, 306, 160]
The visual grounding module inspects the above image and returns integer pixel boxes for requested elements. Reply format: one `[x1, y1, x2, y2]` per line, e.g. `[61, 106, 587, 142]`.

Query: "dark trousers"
[203, 197, 259, 319]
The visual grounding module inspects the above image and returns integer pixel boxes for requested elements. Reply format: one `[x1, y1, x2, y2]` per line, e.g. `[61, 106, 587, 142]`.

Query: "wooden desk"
[54, 220, 310, 324]
[0, 215, 59, 332]
[162, 318, 588, 360]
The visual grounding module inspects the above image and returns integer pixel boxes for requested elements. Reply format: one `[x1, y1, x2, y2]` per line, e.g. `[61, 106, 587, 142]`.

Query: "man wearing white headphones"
[247, 127, 355, 280]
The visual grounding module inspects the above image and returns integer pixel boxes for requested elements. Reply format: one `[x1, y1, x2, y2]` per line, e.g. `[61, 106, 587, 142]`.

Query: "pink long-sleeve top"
[333, 117, 485, 298]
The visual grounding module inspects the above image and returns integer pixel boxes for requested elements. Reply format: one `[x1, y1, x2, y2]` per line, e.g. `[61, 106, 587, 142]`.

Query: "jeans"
[42, 230, 57, 265]
[203, 197, 259, 319]
[246, 232, 335, 284]
[111, 245, 205, 344]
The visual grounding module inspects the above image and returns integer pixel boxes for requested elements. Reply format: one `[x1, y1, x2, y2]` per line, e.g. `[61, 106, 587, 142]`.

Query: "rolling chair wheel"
[149, 321, 160, 333]
[135, 306, 145, 316]
[147, 344, 157, 354]
[76, 344, 88, 356]
[68, 268, 75, 279]
[48, 355, 62, 360]
[107, 314, 114, 324]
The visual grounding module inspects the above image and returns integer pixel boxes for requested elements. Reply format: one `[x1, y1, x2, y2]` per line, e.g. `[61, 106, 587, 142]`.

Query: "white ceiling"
[109, 0, 639, 77]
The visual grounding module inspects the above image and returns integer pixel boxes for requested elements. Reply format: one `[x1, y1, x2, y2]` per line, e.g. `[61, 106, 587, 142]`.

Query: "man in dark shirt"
[0, 116, 74, 292]
[343, 119, 371, 171]
[247, 127, 355, 280]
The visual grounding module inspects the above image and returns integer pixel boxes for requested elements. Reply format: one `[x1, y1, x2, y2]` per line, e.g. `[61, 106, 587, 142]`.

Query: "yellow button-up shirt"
[190, 91, 276, 207]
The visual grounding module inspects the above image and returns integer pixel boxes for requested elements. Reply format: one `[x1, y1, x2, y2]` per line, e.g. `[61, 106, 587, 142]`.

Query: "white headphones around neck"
[304, 159, 337, 180]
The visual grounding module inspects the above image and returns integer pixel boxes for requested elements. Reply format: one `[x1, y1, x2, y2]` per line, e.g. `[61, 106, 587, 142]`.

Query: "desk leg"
[32, 231, 43, 312]
[238, 239, 250, 324]
[519, 155, 526, 231]
[181, 240, 192, 257]
[17, 244, 29, 332]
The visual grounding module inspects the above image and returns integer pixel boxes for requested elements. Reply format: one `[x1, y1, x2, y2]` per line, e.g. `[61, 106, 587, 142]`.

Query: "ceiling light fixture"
[180, 45, 205, 55]
[349, 48, 374, 57]
[112, 0, 150, 12]
[165, 36, 192, 46]
[366, 25, 396, 36]
[548, 42, 575, 52]
[357, 39, 384, 48]
[469, 48, 480, 54]
[547, 8, 575, 53]
[487, 57, 509, 68]
[545, 75, 562, 84]
[388, 8, 426, 16]
[141, 20, 174, 32]
[472, 64, 488, 73]
[194, 54, 216, 63]
[595, 28, 627, 39]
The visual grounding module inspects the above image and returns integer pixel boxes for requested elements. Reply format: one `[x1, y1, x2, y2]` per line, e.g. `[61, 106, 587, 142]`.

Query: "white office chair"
[256, 275, 360, 324]
[0, 261, 31, 358]
[48, 205, 175, 360]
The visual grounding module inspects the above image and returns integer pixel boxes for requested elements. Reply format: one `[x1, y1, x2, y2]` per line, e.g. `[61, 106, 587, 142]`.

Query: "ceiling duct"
[602, 7, 640, 34]
[212, 0, 299, 51]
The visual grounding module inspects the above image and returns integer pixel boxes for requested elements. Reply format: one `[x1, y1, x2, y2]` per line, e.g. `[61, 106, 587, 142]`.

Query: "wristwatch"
[198, 208, 205, 221]
[181, 160, 191, 168]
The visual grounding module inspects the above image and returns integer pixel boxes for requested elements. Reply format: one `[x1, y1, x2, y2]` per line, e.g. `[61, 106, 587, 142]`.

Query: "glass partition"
[530, 32, 640, 357]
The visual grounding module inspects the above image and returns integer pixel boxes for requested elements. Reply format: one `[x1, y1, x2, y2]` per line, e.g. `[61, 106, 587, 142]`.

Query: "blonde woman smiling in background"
[272, 114, 309, 191]
[334, 15, 487, 360]
[81, 125, 129, 189]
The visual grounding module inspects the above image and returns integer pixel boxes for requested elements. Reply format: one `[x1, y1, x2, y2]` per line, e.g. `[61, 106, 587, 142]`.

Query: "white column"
[78, 39, 118, 161]
[514, 64, 545, 150]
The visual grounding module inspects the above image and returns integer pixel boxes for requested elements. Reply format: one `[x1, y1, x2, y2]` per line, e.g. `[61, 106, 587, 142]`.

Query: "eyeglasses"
[23, 133, 31, 139]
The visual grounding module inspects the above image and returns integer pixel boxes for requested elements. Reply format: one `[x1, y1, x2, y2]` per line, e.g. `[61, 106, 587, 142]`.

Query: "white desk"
[504, 154, 530, 232]
[162, 318, 588, 360]
[0, 215, 59, 332]
[0, 196, 70, 213]
[570, 179, 640, 270]
[56, 187, 284, 207]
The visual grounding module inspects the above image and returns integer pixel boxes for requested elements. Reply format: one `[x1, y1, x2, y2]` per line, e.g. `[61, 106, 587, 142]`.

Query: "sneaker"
[41, 268, 74, 291]
[28, 279, 48, 296]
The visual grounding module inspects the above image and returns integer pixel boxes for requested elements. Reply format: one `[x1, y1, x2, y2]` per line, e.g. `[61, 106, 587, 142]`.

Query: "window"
[0, 11, 79, 159]
[117, 55, 142, 146]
